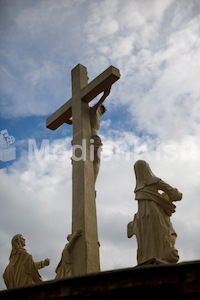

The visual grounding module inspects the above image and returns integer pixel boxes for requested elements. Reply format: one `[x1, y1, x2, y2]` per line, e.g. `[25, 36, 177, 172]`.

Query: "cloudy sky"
[0, 0, 200, 290]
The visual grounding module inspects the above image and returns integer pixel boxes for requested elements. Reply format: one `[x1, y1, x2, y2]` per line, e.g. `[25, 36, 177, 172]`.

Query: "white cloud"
[26, 61, 59, 87]
[14, 0, 87, 34]
[0, 0, 87, 118]
[130, 15, 200, 138]
[82, 0, 200, 139]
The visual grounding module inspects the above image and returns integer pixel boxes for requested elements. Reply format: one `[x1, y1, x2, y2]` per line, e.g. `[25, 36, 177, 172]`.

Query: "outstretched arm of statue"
[67, 229, 82, 253]
[156, 179, 182, 202]
[35, 258, 50, 269]
[92, 87, 111, 112]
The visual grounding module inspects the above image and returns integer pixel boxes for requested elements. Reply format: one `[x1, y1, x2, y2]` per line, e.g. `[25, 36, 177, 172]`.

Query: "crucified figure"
[67, 87, 111, 184]
[90, 87, 111, 183]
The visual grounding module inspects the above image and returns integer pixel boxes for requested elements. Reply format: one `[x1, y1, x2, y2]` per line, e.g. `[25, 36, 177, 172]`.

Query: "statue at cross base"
[55, 229, 82, 279]
[46, 64, 120, 276]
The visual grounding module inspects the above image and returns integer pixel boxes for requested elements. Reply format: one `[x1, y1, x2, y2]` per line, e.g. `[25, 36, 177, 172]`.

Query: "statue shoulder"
[18, 248, 28, 255]
[18, 248, 32, 261]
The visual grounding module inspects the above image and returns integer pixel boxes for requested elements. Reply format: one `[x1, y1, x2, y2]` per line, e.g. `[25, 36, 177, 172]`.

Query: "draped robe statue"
[3, 234, 50, 289]
[127, 160, 182, 264]
[55, 229, 82, 278]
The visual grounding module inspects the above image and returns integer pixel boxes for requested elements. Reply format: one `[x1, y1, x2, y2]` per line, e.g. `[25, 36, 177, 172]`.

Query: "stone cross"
[46, 64, 120, 275]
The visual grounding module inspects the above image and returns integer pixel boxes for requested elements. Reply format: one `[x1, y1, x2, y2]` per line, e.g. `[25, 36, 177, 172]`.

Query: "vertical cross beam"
[71, 65, 100, 275]
[46, 64, 120, 276]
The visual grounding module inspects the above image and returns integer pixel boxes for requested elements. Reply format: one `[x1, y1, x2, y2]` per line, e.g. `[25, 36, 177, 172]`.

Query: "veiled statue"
[127, 160, 182, 264]
[3, 234, 50, 289]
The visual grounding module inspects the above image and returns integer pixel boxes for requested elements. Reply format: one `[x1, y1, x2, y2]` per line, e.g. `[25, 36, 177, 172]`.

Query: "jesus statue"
[89, 88, 111, 183]
[67, 88, 111, 184]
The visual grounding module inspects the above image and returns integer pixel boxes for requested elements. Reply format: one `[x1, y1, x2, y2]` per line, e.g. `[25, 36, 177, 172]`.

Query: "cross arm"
[46, 98, 72, 131]
[46, 65, 120, 131]
[81, 66, 120, 103]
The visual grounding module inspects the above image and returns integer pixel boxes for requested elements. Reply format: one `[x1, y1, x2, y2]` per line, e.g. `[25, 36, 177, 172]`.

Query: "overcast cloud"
[0, 0, 200, 290]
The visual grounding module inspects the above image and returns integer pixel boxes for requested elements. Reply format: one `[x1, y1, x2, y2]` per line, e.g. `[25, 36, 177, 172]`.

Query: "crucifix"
[46, 64, 120, 276]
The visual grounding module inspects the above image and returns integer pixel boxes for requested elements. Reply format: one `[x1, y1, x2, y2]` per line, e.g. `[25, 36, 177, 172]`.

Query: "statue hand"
[75, 229, 82, 237]
[66, 118, 73, 125]
[104, 87, 111, 97]
[44, 258, 50, 266]
[171, 192, 182, 202]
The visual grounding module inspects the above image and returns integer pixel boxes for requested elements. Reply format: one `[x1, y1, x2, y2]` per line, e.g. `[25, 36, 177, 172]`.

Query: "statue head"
[100, 104, 106, 115]
[10, 234, 26, 259]
[67, 234, 73, 242]
[134, 160, 160, 192]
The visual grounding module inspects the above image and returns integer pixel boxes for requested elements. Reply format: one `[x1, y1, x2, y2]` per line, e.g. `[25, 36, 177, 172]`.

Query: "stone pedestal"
[1, 261, 200, 299]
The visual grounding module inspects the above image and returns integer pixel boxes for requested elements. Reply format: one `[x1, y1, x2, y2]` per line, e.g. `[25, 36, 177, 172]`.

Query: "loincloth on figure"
[91, 135, 103, 151]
